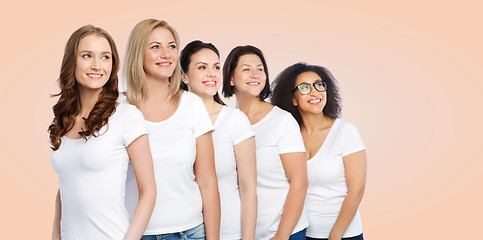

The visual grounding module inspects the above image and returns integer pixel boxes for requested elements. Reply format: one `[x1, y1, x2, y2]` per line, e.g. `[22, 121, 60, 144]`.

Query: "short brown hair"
[222, 45, 270, 100]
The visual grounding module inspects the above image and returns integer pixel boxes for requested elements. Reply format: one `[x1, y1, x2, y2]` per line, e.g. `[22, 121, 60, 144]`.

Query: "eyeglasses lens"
[298, 84, 311, 95]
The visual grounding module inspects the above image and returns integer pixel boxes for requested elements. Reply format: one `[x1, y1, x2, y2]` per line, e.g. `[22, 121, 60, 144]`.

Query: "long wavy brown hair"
[48, 25, 120, 150]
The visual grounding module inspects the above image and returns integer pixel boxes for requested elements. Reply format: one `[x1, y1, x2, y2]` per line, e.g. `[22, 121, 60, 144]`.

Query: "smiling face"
[231, 54, 267, 98]
[183, 48, 221, 99]
[74, 34, 113, 95]
[293, 71, 327, 116]
[143, 27, 178, 81]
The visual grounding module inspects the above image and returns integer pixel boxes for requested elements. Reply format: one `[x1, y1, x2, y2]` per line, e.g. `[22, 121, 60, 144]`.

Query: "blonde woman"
[49, 25, 156, 240]
[124, 19, 220, 240]
[180, 40, 257, 240]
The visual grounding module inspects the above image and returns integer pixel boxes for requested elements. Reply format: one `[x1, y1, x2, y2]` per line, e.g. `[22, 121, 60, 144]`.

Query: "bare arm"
[52, 189, 61, 240]
[123, 135, 157, 240]
[272, 152, 308, 240]
[194, 132, 220, 240]
[233, 137, 257, 240]
[329, 150, 367, 240]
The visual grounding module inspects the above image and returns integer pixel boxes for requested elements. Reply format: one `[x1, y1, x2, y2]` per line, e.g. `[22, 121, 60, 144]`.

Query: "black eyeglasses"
[293, 81, 326, 95]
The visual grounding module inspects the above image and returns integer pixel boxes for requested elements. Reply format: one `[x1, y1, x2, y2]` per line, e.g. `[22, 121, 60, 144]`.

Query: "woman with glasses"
[223, 46, 309, 240]
[272, 63, 367, 240]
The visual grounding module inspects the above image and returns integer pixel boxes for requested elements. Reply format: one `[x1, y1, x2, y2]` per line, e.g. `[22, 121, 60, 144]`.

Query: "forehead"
[295, 71, 321, 85]
[78, 34, 111, 52]
[191, 48, 219, 63]
[237, 54, 262, 66]
[148, 27, 175, 43]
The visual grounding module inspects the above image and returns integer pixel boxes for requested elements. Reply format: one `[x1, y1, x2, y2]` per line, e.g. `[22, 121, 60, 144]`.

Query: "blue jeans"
[141, 223, 206, 240]
[289, 228, 307, 240]
[306, 233, 364, 240]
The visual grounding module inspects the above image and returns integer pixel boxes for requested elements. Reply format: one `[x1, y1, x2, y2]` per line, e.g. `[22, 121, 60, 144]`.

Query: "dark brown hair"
[222, 45, 270, 100]
[48, 25, 120, 150]
[180, 40, 224, 105]
[271, 62, 341, 126]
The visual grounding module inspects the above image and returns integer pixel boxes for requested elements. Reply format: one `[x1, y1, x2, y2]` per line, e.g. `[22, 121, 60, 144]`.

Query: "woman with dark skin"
[272, 63, 367, 240]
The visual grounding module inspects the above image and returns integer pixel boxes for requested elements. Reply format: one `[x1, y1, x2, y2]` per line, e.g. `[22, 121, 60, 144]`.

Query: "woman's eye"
[300, 85, 309, 91]
[242, 68, 249, 71]
[214, 66, 221, 70]
[169, 44, 177, 49]
[81, 54, 91, 58]
[199, 66, 206, 70]
[101, 55, 110, 60]
[151, 45, 159, 49]
[258, 68, 264, 72]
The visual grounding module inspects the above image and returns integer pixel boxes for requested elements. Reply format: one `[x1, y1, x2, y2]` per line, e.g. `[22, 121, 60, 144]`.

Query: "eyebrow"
[196, 61, 221, 65]
[149, 41, 177, 45]
[79, 50, 112, 55]
[241, 64, 264, 67]
[301, 79, 323, 84]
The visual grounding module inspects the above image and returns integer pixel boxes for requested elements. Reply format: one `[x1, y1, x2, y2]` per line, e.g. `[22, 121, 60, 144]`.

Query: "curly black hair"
[271, 62, 342, 126]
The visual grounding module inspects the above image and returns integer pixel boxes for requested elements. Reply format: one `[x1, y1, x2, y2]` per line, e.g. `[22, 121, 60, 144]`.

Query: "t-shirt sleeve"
[231, 109, 255, 145]
[191, 95, 214, 138]
[341, 122, 366, 156]
[277, 112, 306, 154]
[121, 104, 148, 147]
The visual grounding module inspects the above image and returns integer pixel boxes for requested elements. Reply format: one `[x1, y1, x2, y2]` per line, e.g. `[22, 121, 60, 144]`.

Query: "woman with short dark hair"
[223, 46, 309, 240]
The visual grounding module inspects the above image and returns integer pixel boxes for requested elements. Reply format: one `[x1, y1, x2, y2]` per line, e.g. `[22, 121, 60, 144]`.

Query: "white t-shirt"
[125, 91, 214, 234]
[213, 106, 255, 239]
[252, 106, 309, 240]
[51, 103, 148, 240]
[305, 118, 366, 238]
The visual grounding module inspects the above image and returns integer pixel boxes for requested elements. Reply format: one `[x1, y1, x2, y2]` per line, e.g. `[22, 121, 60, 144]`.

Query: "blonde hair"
[125, 19, 182, 105]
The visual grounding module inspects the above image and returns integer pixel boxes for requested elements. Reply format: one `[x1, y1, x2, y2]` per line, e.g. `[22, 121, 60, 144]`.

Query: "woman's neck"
[236, 93, 272, 124]
[200, 95, 223, 114]
[301, 112, 334, 134]
[144, 76, 171, 104]
[196, 94, 223, 124]
[236, 93, 262, 116]
[78, 88, 101, 118]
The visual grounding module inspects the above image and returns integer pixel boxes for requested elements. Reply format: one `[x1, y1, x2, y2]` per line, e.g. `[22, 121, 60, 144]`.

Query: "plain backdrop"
[0, 1, 482, 239]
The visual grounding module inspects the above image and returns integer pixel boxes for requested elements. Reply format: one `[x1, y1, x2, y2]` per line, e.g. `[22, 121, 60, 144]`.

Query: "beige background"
[1, 0, 482, 239]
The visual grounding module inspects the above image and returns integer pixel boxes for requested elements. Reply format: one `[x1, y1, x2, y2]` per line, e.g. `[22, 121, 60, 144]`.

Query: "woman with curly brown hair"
[271, 63, 367, 240]
[49, 25, 156, 240]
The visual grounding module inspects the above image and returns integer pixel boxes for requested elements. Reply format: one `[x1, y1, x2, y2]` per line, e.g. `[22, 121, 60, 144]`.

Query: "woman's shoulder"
[336, 119, 359, 131]
[182, 90, 201, 102]
[114, 102, 143, 120]
[224, 106, 244, 117]
[224, 106, 251, 124]
[331, 119, 364, 142]
[272, 106, 299, 124]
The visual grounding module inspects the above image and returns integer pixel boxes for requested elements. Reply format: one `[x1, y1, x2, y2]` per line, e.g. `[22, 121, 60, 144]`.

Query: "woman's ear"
[292, 97, 298, 106]
[181, 73, 189, 85]
[230, 76, 234, 86]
